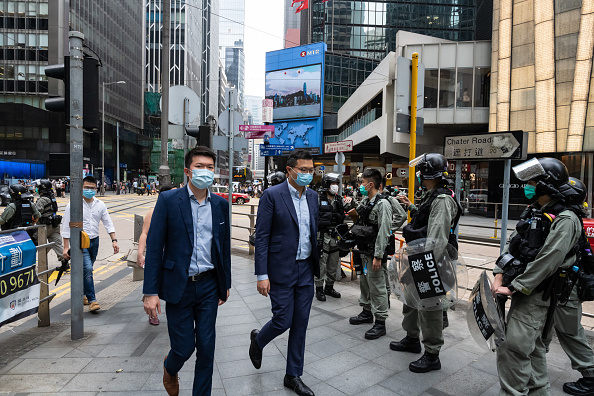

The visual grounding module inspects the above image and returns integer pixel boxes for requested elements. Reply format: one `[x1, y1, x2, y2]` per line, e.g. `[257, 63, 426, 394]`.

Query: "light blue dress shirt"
[258, 181, 311, 281]
[188, 184, 215, 276]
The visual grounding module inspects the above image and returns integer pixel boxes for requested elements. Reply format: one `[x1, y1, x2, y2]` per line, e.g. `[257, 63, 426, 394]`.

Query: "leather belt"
[189, 270, 215, 282]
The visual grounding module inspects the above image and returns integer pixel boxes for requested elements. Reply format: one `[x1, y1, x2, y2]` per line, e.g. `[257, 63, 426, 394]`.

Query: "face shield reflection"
[512, 158, 545, 181]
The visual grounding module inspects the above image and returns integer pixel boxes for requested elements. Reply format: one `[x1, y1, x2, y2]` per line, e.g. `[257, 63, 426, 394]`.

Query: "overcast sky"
[243, 0, 284, 99]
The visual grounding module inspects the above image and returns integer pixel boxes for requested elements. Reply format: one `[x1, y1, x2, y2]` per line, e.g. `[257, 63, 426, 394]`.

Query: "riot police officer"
[35, 179, 65, 262]
[315, 173, 354, 301]
[0, 184, 41, 230]
[268, 171, 286, 187]
[348, 168, 393, 340]
[545, 177, 594, 396]
[391, 153, 461, 373]
[492, 158, 581, 395]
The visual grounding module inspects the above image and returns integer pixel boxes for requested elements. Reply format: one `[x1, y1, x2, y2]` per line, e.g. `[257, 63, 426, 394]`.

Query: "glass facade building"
[283, 0, 300, 48]
[219, 0, 245, 110]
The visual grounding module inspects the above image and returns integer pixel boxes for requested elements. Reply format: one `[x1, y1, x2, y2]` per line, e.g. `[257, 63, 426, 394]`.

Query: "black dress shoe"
[563, 377, 594, 395]
[315, 286, 326, 302]
[249, 329, 262, 369]
[442, 310, 449, 329]
[349, 309, 374, 325]
[390, 336, 422, 353]
[324, 285, 341, 298]
[365, 320, 386, 340]
[284, 375, 315, 396]
[409, 351, 441, 373]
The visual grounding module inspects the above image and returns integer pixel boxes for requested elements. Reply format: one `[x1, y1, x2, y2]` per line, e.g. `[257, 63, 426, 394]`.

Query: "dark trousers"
[165, 273, 219, 396]
[257, 258, 314, 376]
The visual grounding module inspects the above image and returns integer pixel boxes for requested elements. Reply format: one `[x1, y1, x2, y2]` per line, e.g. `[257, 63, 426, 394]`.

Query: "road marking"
[461, 256, 487, 262]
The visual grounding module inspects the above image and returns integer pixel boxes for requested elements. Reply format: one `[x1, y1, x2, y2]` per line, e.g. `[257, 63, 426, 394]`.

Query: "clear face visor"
[512, 158, 546, 181]
[325, 173, 340, 180]
[409, 154, 426, 168]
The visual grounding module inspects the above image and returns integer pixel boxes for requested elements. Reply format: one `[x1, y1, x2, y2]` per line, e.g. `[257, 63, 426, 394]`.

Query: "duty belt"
[189, 270, 215, 282]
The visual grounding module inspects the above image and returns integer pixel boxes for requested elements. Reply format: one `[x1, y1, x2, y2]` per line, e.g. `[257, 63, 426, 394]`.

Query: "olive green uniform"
[35, 196, 64, 261]
[495, 201, 581, 396]
[384, 195, 407, 296]
[402, 187, 458, 354]
[315, 196, 355, 288]
[0, 202, 41, 226]
[357, 194, 392, 321]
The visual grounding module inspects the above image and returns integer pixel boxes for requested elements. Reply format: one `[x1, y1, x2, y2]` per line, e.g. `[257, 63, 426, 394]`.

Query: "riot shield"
[389, 238, 468, 311]
[465, 270, 506, 351]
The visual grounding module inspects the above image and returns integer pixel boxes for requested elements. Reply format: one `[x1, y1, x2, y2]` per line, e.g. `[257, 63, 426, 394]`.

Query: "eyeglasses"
[293, 167, 315, 174]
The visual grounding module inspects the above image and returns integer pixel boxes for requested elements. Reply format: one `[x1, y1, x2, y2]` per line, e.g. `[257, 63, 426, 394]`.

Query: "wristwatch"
[111, 239, 118, 243]
[507, 284, 516, 294]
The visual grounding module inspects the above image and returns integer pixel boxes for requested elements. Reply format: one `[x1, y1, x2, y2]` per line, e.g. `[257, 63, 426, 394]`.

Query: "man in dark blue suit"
[143, 146, 231, 396]
[250, 149, 320, 396]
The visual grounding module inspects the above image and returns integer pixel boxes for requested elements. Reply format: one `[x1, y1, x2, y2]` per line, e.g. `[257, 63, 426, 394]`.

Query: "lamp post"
[101, 80, 126, 196]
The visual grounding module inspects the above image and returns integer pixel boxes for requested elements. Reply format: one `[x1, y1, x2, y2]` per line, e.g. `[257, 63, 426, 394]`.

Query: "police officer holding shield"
[392, 153, 460, 373]
[348, 168, 392, 340]
[545, 177, 594, 396]
[493, 158, 581, 395]
[0, 184, 41, 230]
[315, 173, 354, 301]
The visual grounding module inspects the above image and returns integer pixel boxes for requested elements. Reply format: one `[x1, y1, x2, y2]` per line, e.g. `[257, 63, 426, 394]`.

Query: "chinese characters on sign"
[1, 151, 16, 156]
[444, 132, 525, 160]
[408, 251, 447, 299]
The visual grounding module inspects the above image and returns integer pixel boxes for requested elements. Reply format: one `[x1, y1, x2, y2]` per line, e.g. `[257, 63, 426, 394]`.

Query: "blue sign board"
[260, 149, 285, 157]
[0, 230, 40, 327]
[259, 144, 294, 151]
[265, 42, 326, 155]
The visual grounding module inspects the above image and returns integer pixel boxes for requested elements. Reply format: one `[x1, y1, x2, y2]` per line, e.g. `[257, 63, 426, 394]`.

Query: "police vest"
[319, 195, 345, 230]
[39, 193, 58, 216]
[351, 196, 386, 249]
[402, 186, 462, 250]
[1, 199, 34, 230]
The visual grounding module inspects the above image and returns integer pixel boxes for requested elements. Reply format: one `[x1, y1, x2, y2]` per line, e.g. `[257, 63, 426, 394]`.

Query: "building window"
[456, 68, 473, 108]
[439, 69, 455, 109]
[474, 68, 490, 108]
[424, 69, 438, 108]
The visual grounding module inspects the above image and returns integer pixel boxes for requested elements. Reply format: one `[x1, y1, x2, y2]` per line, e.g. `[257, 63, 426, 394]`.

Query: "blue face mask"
[290, 168, 313, 187]
[83, 189, 96, 199]
[524, 184, 536, 200]
[190, 169, 214, 189]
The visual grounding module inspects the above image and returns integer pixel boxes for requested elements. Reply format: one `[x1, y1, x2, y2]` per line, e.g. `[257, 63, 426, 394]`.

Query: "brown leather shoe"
[89, 301, 100, 312]
[163, 357, 179, 396]
[83, 296, 89, 305]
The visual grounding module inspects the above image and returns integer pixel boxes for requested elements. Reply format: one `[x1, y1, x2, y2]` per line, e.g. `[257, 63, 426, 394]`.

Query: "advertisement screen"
[265, 64, 321, 120]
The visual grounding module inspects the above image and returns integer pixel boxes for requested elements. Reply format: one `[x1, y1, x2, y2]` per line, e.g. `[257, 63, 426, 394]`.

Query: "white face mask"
[329, 184, 339, 195]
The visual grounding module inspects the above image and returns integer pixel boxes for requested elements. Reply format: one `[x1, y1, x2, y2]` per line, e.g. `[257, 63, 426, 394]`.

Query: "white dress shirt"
[61, 198, 116, 239]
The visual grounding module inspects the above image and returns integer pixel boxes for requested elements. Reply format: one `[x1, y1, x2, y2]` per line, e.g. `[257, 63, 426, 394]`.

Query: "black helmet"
[268, 171, 286, 186]
[410, 153, 448, 180]
[558, 177, 587, 205]
[39, 179, 53, 193]
[9, 184, 27, 199]
[321, 173, 341, 190]
[513, 157, 569, 198]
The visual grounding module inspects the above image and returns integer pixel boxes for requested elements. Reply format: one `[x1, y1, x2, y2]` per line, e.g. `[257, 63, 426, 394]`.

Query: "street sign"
[324, 140, 353, 154]
[444, 131, 527, 160]
[260, 144, 294, 151]
[261, 149, 285, 156]
[218, 110, 243, 136]
[213, 135, 248, 152]
[396, 168, 409, 178]
[262, 99, 273, 123]
[239, 124, 275, 132]
[335, 152, 345, 165]
[319, 165, 325, 171]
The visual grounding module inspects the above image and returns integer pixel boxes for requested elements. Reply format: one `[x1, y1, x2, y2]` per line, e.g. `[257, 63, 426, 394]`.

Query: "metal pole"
[116, 121, 120, 192]
[69, 31, 85, 340]
[589, 154, 593, 218]
[37, 226, 49, 327]
[454, 161, 461, 239]
[228, 89, 234, 229]
[407, 52, 419, 222]
[159, 0, 171, 186]
[500, 159, 511, 253]
[183, 98, 188, 186]
[101, 82, 105, 196]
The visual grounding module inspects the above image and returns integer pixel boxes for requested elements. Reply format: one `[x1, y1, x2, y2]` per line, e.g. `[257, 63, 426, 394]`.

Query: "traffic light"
[186, 125, 211, 148]
[45, 56, 100, 131]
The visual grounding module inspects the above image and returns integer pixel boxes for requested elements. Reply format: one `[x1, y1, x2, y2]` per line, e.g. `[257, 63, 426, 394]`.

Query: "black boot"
[324, 285, 341, 298]
[365, 320, 386, 340]
[390, 336, 422, 353]
[349, 309, 374, 325]
[409, 351, 441, 373]
[563, 377, 594, 396]
[442, 310, 449, 329]
[315, 286, 326, 302]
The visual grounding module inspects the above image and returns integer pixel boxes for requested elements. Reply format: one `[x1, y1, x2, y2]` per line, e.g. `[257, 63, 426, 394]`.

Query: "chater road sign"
[443, 131, 527, 161]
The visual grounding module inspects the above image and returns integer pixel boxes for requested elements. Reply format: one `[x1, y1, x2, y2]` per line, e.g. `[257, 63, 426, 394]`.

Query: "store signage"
[262, 99, 273, 123]
[1, 151, 16, 156]
[324, 140, 353, 154]
[396, 168, 408, 178]
[444, 131, 527, 161]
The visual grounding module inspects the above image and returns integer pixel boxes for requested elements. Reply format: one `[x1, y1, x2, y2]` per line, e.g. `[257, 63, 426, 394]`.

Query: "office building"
[284, 0, 301, 48]
[220, 0, 245, 110]
[244, 95, 262, 125]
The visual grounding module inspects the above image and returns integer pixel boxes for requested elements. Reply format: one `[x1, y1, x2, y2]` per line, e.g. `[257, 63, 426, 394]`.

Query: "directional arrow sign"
[260, 144, 294, 151]
[260, 149, 285, 156]
[443, 131, 527, 161]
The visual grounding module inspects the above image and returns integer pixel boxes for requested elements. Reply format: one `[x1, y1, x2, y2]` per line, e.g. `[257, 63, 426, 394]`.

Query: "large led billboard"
[265, 64, 322, 120]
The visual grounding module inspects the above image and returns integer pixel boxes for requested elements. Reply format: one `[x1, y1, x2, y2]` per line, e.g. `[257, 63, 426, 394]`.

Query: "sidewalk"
[0, 253, 582, 395]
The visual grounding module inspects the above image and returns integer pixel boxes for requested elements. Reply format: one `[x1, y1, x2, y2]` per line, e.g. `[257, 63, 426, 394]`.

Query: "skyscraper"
[219, 0, 245, 110]
[284, 0, 301, 48]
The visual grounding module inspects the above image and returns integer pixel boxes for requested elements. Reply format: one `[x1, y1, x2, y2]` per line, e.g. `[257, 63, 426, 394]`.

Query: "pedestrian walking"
[143, 146, 231, 396]
[250, 149, 319, 396]
[61, 175, 119, 312]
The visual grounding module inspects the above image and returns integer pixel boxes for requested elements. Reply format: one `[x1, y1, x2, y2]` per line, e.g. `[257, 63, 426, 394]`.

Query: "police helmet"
[9, 184, 27, 200]
[321, 173, 341, 190]
[410, 153, 448, 180]
[558, 177, 587, 205]
[513, 157, 569, 198]
[268, 171, 286, 186]
[39, 179, 53, 193]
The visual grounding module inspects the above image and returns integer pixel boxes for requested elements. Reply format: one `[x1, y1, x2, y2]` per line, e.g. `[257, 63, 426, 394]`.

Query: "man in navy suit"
[143, 146, 231, 396]
[250, 149, 320, 396]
